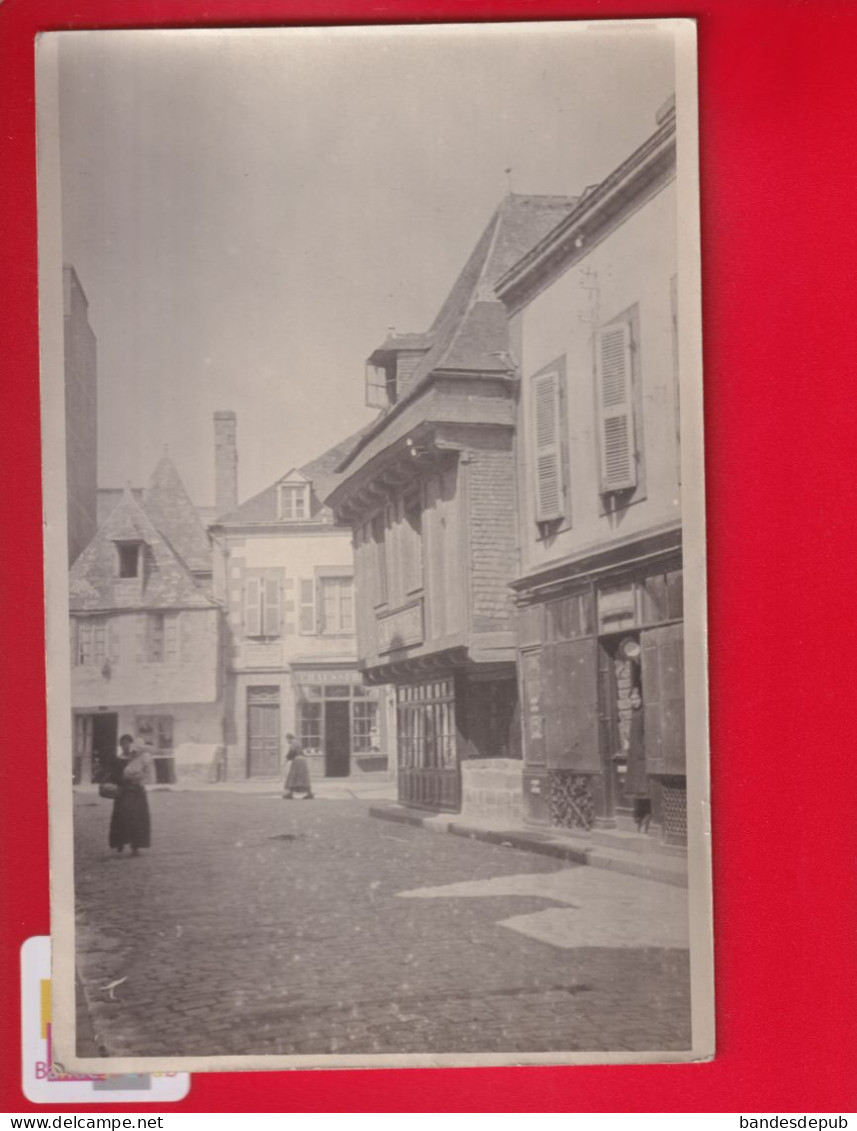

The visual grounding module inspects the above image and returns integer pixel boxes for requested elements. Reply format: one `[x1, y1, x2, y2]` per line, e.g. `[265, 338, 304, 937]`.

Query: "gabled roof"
[215, 424, 374, 527]
[141, 454, 212, 574]
[69, 487, 216, 612]
[278, 467, 310, 484]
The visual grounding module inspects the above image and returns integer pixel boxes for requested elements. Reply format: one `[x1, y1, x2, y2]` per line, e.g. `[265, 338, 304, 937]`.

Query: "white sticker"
[20, 936, 190, 1104]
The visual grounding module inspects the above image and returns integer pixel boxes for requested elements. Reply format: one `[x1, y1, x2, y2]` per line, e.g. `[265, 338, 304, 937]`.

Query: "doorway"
[75, 712, 118, 784]
[324, 700, 350, 777]
[599, 633, 646, 823]
[247, 687, 281, 777]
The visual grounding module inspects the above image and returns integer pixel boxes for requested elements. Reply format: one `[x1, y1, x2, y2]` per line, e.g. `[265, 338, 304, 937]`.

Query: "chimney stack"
[214, 411, 238, 517]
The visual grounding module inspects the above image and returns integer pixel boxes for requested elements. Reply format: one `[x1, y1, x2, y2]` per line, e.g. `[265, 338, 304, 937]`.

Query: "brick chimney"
[214, 411, 238, 517]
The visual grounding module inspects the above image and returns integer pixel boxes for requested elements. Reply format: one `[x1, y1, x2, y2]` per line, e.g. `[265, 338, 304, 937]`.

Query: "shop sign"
[597, 582, 638, 633]
[293, 668, 362, 685]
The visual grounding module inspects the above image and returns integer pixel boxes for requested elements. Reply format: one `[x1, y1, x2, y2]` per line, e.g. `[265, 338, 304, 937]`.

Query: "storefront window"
[352, 700, 379, 752]
[397, 679, 456, 771]
[298, 701, 323, 756]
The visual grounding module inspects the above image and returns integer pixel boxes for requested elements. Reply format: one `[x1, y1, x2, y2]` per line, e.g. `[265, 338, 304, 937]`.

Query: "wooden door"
[91, 713, 118, 783]
[248, 704, 280, 777]
[324, 700, 351, 778]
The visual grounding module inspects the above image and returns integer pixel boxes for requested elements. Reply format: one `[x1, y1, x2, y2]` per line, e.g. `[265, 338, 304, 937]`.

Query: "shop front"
[293, 666, 383, 778]
[516, 544, 686, 845]
[378, 658, 519, 813]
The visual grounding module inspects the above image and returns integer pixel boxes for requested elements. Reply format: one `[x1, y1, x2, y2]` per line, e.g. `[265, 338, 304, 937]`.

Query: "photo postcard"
[36, 19, 713, 1072]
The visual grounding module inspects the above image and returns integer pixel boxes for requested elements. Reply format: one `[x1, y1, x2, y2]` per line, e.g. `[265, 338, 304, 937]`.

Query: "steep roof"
[69, 488, 216, 612]
[335, 195, 577, 475]
[408, 194, 577, 386]
[141, 453, 212, 574]
[215, 424, 374, 527]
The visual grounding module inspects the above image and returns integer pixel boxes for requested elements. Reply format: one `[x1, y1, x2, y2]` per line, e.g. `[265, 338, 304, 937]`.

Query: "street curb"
[368, 805, 688, 888]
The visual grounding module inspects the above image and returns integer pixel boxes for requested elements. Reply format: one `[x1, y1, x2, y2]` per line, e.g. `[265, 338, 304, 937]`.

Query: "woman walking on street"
[109, 734, 153, 856]
[282, 733, 313, 800]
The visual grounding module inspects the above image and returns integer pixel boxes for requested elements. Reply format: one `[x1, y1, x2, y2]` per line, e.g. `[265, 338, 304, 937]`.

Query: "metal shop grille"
[662, 781, 687, 845]
[548, 771, 594, 831]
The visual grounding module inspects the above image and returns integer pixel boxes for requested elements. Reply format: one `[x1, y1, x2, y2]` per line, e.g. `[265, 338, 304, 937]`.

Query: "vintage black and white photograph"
[37, 20, 712, 1071]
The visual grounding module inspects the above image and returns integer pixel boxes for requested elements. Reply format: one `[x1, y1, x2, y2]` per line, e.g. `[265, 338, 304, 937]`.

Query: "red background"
[2, 0, 856, 1113]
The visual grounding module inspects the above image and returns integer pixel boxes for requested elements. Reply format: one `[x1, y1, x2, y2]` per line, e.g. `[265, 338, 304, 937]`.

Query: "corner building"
[329, 195, 576, 813]
[497, 101, 687, 844]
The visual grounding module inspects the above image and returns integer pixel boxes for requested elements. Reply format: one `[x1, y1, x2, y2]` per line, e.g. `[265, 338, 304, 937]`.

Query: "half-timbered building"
[328, 194, 577, 813]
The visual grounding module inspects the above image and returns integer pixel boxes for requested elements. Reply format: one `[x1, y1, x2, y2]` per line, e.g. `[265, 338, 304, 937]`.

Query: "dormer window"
[116, 541, 142, 578]
[277, 473, 311, 521]
[365, 333, 432, 410]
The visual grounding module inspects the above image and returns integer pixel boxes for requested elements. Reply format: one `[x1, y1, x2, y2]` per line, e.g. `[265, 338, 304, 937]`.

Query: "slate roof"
[142, 454, 213, 574]
[69, 487, 216, 612]
[215, 425, 375, 527]
[336, 194, 577, 474]
[408, 194, 577, 386]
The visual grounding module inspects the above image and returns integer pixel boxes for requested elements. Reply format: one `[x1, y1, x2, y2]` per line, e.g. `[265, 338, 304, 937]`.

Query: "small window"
[74, 617, 107, 666]
[278, 483, 309, 521]
[147, 612, 181, 661]
[117, 542, 141, 578]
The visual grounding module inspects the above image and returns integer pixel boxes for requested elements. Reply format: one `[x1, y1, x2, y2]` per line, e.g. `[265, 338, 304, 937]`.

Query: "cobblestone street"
[73, 789, 691, 1060]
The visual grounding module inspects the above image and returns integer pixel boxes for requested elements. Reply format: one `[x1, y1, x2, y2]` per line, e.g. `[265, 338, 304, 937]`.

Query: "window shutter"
[263, 577, 281, 636]
[532, 372, 563, 522]
[597, 322, 637, 491]
[245, 578, 262, 636]
[164, 614, 181, 661]
[299, 579, 316, 635]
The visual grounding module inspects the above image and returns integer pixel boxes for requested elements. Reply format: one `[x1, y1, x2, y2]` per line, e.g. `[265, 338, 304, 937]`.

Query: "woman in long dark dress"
[109, 735, 152, 856]
[282, 733, 313, 800]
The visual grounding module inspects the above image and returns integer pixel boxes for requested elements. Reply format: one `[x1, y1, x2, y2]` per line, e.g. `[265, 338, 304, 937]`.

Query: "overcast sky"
[56, 23, 676, 508]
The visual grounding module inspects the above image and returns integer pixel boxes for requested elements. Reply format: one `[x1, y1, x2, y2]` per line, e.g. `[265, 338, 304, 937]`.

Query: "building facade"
[64, 265, 98, 566]
[497, 100, 686, 843]
[69, 456, 223, 785]
[210, 426, 389, 782]
[329, 194, 577, 814]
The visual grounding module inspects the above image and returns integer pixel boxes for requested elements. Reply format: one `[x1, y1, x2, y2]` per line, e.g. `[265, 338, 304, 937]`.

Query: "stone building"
[69, 454, 223, 785]
[496, 98, 687, 845]
[64, 265, 98, 566]
[209, 418, 390, 782]
[328, 194, 577, 814]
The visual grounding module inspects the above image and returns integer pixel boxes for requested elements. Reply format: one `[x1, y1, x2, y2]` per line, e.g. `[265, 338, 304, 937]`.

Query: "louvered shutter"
[245, 578, 262, 636]
[597, 323, 637, 491]
[263, 577, 281, 636]
[532, 372, 563, 522]
[299, 579, 316, 635]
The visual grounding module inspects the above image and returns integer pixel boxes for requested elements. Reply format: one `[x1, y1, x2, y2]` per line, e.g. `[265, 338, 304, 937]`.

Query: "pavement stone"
[73, 789, 691, 1060]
